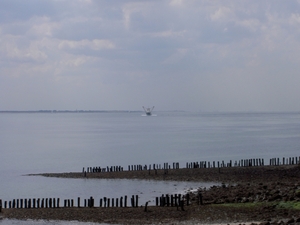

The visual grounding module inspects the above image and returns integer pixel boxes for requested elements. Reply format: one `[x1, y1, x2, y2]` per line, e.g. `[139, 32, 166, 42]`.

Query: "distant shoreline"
[0, 110, 141, 113]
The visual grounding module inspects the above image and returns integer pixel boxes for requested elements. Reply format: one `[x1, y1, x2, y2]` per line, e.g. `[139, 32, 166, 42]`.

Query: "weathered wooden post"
[49, 198, 52, 208]
[64, 200, 67, 207]
[186, 194, 190, 206]
[45, 198, 48, 208]
[24, 199, 27, 208]
[131, 195, 134, 207]
[120, 197, 123, 207]
[28, 199, 31, 208]
[12, 199, 16, 208]
[78, 197, 80, 207]
[4, 201, 7, 209]
[107, 198, 110, 208]
[103, 197, 107, 207]
[198, 192, 203, 205]
[166, 194, 170, 207]
[116, 198, 118, 207]
[112, 198, 114, 207]
[124, 196, 127, 207]
[90, 197, 94, 207]
[144, 201, 149, 212]
[135, 195, 138, 207]
[33, 199, 35, 208]
[17, 199, 19, 208]
[180, 200, 184, 211]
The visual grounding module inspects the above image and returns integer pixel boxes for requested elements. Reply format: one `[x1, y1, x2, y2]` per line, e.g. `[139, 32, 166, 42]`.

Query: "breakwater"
[83, 156, 300, 175]
[0, 192, 195, 212]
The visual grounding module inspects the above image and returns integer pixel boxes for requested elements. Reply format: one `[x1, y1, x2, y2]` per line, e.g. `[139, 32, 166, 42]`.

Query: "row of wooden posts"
[0, 193, 200, 212]
[269, 156, 299, 166]
[0, 196, 137, 210]
[187, 156, 299, 169]
[83, 156, 300, 174]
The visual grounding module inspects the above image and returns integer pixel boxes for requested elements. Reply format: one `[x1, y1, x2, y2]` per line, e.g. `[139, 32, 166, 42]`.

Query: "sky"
[1, 0, 300, 112]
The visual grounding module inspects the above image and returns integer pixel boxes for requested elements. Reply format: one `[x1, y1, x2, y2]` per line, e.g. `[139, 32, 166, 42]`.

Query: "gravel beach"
[2, 164, 300, 224]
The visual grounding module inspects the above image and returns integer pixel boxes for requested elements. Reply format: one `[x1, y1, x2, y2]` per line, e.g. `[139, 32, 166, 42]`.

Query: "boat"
[143, 106, 154, 116]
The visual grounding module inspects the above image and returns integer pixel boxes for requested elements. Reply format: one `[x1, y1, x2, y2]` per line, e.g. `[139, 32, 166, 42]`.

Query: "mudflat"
[2, 165, 300, 224]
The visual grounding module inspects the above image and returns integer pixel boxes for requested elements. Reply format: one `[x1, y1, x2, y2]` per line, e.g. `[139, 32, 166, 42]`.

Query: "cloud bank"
[1, 0, 300, 111]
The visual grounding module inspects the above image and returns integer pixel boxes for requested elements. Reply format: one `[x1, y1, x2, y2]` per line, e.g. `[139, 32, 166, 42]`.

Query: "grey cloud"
[1, 0, 300, 111]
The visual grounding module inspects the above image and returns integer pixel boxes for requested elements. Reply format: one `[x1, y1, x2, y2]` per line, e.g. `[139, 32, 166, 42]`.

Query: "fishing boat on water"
[143, 106, 154, 116]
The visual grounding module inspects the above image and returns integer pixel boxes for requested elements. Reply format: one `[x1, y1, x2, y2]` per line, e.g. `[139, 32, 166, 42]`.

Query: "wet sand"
[2, 165, 300, 224]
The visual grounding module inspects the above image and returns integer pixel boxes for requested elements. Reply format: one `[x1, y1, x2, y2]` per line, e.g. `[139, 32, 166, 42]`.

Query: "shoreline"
[29, 164, 300, 183]
[2, 165, 300, 224]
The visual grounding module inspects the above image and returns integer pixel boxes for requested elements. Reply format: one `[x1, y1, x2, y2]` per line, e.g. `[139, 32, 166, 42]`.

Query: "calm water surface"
[0, 111, 300, 224]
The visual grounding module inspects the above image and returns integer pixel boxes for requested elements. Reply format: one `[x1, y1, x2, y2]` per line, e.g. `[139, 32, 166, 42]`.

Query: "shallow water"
[1, 111, 299, 224]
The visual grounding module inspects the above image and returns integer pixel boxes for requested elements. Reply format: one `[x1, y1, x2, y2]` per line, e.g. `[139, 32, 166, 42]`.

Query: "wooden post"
[49, 198, 52, 208]
[186, 194, 190, 206]
[198, 192, 203, 205]
[28, 199, 31, 208]
[45, 198, 48, 208]
[0, 199, 2, 212]
[100, 199, 102, 207]
[144, 201, 149, 212]
[13, 199, 16, 208]
[166, 194, 170, 207]
[17, 199, 19, 208]
[103, 197, 107, 207]
[124, 195, 127, 207]
[112, 198, 114, 207]
[78, 197, 80, 207]
[131, 195, 134, 207]
[24, 199, 27, 208]
[107, 198, 110, 207]
[180, 200, 184, 211]
[33, 199, 35, 208]
[90, 197, 94, 207]
[120, 197, 123, 207]
[135, 195, 138, 207]
[4, 201, 7, 209]
[116, 198, 118, 207]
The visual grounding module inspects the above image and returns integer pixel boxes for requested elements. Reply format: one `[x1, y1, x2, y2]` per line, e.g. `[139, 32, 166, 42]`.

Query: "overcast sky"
[1, 0, 300, 111]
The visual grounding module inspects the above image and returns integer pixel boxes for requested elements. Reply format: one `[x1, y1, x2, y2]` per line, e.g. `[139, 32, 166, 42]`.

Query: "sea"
[0, 111, 300, 224]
